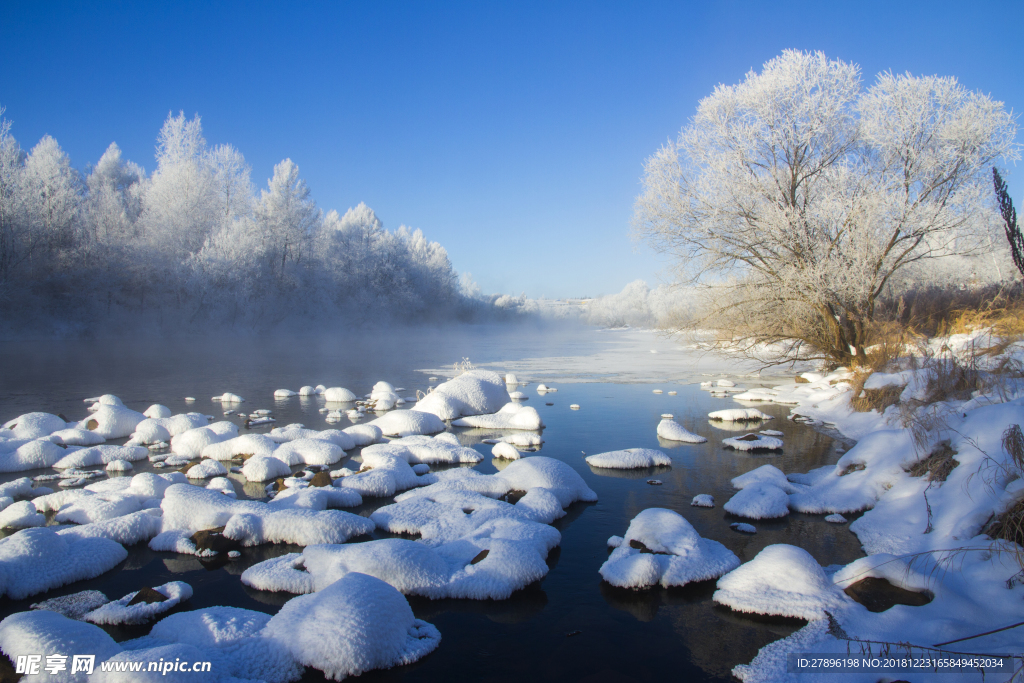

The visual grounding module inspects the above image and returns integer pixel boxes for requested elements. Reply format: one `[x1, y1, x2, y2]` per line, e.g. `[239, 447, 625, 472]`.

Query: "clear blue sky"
[1, 1, 1021, 299]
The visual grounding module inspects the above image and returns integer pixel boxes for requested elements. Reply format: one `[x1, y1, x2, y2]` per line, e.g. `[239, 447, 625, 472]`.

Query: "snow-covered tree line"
[0, 110, 504, 334]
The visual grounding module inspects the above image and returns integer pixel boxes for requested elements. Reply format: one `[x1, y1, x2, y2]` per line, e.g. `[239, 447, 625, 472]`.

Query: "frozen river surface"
[0, 324, 862, 682]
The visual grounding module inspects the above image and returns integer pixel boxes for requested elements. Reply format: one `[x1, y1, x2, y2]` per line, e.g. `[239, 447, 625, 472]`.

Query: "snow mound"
[85, 581, 192, 625]
[261, 572, 440, 680]
[600, 508, 739, 588]
[186, 459, 228, 479]
[131, 413, 209, 445]
[0, 500, 45, 529]
[343, 424, 382, 446]
[0, 611, 122, 673]
[414, 369, 510, 420]
[2, 412, 66, 439]
[724, 482, 790, 519]
[143, 404, 173, 419]
[0, 527, 127, 599]
[57, 510, 163, 546]
[275, 388, 298, 397]
[731, 465, 803, 494]
[323, 387, 358, 402]
[0, 439, 68, 472]
[713, 544, 849, 619]
[691, 494, 714, 507]
[586, 448, 670, 469]
[368, 410, 446, 437]
[241, 456, 291, 482]
[657, 419, 707, 443]
[491, 442, 520, 460]
[79, 404, 146, 439]
[451, 403, 544, 430]
[49, 427, 106, 446]
[53, 444, 149, 469]
[170, 422, 238, 459]
[201, 433, 279, 460]
[362, 434, 482, 465]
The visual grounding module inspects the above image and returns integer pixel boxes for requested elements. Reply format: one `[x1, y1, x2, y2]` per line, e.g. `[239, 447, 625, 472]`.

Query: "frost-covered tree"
[142, 112, 218, 258]
[83, 143, 145, 244]
[20, 135, 81, 260]
[0, 108, 25, 285]
[255, 159, 319, 287]
[208, 143, 253, 223]
[634, 50, 1019, 364]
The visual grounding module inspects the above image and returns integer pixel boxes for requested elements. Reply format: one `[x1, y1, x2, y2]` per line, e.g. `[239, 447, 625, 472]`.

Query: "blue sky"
[1, 1, 1021, 299]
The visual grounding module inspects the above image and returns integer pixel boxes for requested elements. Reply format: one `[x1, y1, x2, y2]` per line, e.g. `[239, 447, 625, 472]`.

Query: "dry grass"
[906, 441, 959, 482]
[794, 376, 810, 384]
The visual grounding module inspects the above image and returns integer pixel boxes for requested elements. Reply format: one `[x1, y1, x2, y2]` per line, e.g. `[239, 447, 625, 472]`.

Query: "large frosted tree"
[634, 50, 1018, 364]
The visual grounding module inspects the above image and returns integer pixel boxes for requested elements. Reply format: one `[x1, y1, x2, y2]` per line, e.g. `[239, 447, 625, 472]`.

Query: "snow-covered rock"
[85, 581, 192, 625]
[657, 418, 707, 443]
[368, 410, 446, 437]
[414, 370, 510, 420]
[451, 403, 543, 430]
[713, 544, 849, 619]
[261, 573, 440, 681]
[708, 408, 773, 422]
[600, 509, 739, 588]
[585, 448, 671, 469]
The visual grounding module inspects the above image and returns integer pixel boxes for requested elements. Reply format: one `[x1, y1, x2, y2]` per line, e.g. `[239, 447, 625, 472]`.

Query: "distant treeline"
[0, 110, 528, 337]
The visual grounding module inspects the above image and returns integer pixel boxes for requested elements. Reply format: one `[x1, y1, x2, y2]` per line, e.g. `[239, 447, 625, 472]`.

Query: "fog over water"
[0, 325, 859, 682]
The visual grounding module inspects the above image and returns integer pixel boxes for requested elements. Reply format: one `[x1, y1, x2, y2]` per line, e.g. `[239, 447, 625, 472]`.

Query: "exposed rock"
[308, 471, 333, 487]
[190, 526, 242, 554]
[843, 577, 932, 612]
[470, 549, 489, 565]
[127, 587, 168, 606]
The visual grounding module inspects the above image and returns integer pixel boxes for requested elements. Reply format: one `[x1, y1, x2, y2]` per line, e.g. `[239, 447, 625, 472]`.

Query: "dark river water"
[0, 325, 863, 682]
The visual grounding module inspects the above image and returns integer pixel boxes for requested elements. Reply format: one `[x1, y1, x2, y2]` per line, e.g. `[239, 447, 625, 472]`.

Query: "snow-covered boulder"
[600, 509, 739, 588]
[323, 387, 358, 403]
[85, 581, 192, 625]
[657, 418, 707, 443]
[0, 527, 127, 599]
[143, 404, 173, 419]
[713, 544, 850, 619]
[2, 412, 66, 439]
[131, 413, 209, 445]
[491, 442, 520, 460]
[261, 572, 440, 680]
[724, 482, 790, 519]
[201, 433, 279, 461]
[451, 403, 543, 430]
[53, 444, 149, 469]
[414, 370, 510, 420]
[586, 448, 671, 469]
[368, 410, 446, 437]
[79, 404, 146, 439]
[343, 424, 382, 446]
[0, 439, 67, 472]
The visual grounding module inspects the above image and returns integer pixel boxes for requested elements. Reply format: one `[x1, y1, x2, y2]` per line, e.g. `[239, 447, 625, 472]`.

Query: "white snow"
[724, 483, 790, 519]
[599, 509, 740, 588]
[414, 369, 511, 420]
[261, 572, 440, 681]
[53, 444, 149, 469]
[451, 403, 544, 430]
[656, 418, 707, 443]
[0, 527, 127, 599]
[131, 413, 209, 445]
[714, 544, 850, 619]
[85, 581, 192, 625]
[2, 412, 66, 439]
[143, 404, 173, 419]
[368, 410, 446, 437]
[585, 448, 671, 469]
[201, 433, 279, 460]
[323, 387, 358, 402]
[78, 404, 146, 438]
[491, 442, 520, 460]
[691, 494, 714, 507]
